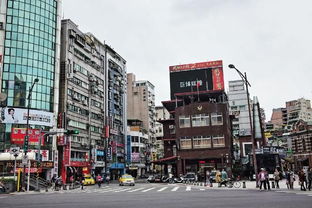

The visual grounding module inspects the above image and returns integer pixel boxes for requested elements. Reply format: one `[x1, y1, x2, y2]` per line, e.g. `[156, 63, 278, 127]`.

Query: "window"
[211, 112, 223, 126]
[239, 105, 246, 111]
[131, 136, 139, 143]
[179, 115, 190, 128]
[68, 120, 87, 130]
[192, 114, 209, 127]
[212, 135, 225, 147]
[90, 126, 101, 133]
[193, 136, 211, 149]
[180, 137, 192, 149]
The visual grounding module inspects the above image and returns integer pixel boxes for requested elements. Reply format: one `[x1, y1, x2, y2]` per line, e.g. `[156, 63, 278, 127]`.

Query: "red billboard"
[11, 128, 45, 145]
[169, 60, 224, 99]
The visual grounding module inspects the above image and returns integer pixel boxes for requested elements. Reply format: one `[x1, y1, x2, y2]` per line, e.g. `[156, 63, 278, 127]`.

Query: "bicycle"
[226, 179, 241, 188]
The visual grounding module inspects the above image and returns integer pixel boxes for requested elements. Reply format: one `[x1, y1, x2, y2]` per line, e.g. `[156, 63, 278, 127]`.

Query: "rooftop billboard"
[169, 60, 224, 99]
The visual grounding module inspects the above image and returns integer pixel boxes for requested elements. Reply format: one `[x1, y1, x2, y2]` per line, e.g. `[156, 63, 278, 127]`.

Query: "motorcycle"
[173, 176, 184, 183]
[161, 176, 174, 184]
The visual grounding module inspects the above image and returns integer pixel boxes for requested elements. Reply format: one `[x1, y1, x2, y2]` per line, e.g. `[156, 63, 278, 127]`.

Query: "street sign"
[10, 147, 20, 155]
[22, 155, 28, 165]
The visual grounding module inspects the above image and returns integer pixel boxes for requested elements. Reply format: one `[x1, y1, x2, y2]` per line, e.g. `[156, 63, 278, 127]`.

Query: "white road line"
[171, 187, 179, 192]
[142, 187, 156, 192]
[157, 187, 168, 192]
[115, 188, 132, 192]
[0, 196, 7, 199]
[100, 188, 116, 192]
[127, 187, 144, 192]
[186, 186, 191, 191]
[200, 188, 205, 191]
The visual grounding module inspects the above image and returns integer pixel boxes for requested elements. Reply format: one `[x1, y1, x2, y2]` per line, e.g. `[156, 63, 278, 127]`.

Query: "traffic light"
[65, 129, 79, 135]
[23, 136, 29, 152]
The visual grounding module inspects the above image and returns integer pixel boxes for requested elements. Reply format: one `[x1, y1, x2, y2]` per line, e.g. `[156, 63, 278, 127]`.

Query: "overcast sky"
[62, 0, 312, 121]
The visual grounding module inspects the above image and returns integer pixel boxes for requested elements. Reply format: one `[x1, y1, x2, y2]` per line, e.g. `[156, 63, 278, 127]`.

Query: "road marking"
[171, 187, 179, 192]
[127, 187, 144, 192]
[186, 186, 191, 191]
[101, 188, 116, 192]
[157, 187, 168, 192]
[200, 188, 205, 191]
[142, 187, 156, 192]
[0, 196, 7, 199]
[115, 188, 132, 192]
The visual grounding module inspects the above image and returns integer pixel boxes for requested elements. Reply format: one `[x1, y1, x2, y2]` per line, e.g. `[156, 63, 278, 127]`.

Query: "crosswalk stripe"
[127, 187, 144, 192]
[115, 188, 132, 192]
[186, 186, 191, 191]
[157, 187, 168, 192]
[171, 187, 179, 192]
[142, 187, 156, 192]
[101, 188, 116, 192]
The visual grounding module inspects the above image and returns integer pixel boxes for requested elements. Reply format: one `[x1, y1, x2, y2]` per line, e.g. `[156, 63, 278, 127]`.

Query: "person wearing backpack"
[258, 168, 267, 190]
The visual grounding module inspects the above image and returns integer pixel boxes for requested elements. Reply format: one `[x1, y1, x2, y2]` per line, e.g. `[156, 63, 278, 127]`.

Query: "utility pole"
[228, 65, 259, 187]
[22, 78, 39, 191]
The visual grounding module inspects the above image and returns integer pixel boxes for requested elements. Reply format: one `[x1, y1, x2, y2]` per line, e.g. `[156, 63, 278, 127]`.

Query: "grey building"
[106, 44, 127, 179]
[59, 19, 107, 180]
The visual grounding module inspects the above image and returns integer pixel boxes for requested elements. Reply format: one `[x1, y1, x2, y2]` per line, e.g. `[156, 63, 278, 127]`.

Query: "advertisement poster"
[11, 128, 45, 145]
[0, 107, 54, 127]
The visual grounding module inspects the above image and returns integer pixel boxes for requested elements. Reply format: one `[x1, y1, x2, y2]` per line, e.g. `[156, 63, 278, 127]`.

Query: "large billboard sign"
[11, 128, 45, 145]
[0, 107, 53, 127]
[169, 60, 224, 99]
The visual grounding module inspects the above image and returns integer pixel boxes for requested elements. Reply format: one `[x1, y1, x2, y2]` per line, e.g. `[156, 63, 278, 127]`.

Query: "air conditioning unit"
[89, 74, 95, 82]
[69, 29, 76, 38]
[73, 94, 79, 101]
[83, 99, 88, 106]
[169, 125, 174, 129]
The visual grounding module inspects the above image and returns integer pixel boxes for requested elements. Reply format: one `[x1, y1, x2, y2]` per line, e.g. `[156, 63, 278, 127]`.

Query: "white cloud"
[63, 0, 312, 120]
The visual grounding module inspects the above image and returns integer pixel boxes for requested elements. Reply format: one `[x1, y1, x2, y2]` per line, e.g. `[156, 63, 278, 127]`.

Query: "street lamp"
[228, 64, 259, 187]
[22, 78, 39, 191]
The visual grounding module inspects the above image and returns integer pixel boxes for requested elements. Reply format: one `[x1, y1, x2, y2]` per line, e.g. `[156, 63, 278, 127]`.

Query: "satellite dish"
[0, 93, 7, 102]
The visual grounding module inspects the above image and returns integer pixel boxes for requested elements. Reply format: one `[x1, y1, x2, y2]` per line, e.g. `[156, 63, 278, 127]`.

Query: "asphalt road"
[1, 183, 311, 208]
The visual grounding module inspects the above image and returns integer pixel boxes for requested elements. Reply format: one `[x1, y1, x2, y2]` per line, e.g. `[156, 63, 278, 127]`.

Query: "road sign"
[10, 147, 20, 155]
[22, 155, 28, 165]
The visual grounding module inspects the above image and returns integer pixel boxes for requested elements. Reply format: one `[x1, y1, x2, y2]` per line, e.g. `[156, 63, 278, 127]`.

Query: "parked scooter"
[173, 176, 184, 183]
[161, 176, 174, 184]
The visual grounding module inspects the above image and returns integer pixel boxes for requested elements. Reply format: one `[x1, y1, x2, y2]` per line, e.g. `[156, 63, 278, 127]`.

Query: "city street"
[1, 183, 312, 208]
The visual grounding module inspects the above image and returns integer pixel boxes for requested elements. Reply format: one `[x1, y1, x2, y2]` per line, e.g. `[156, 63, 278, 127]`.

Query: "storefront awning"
[151, 156, 178, 164]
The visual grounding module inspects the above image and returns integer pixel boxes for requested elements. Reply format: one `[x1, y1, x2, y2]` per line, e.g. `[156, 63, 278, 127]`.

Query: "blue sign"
[110, 163, 125, 169]
[97, 150, 104, 156]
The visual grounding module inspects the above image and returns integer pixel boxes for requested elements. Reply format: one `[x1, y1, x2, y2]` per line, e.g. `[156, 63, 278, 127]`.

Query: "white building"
[228, 80, 251, 137]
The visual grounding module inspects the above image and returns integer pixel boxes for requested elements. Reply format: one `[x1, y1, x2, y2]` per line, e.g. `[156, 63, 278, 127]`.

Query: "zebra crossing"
[52, 185, 205, 195]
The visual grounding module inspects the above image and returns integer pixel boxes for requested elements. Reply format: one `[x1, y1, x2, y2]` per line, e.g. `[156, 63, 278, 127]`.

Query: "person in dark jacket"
[298, 169, 306, 191]
[308, 168, 312, 191]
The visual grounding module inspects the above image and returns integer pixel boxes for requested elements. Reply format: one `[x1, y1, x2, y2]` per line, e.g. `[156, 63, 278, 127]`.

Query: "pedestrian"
[215, 170, 221, 187]
[51, 174, 56, 191]
[274, 168, 280, 189]
[298, 169, 306, 191]
[220, 169, 228, 187]
[80, 176, 85, 190]
[106, 174, 110, 185]
[265, 169, 270, 190]
[70, 175, 74, 189]
[0, 181, 6, 193]
[258, 168, 267, 190]
[308, 168, 312, 191]
[96, 174, 102, 188]
[205, 170, 211, 186]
